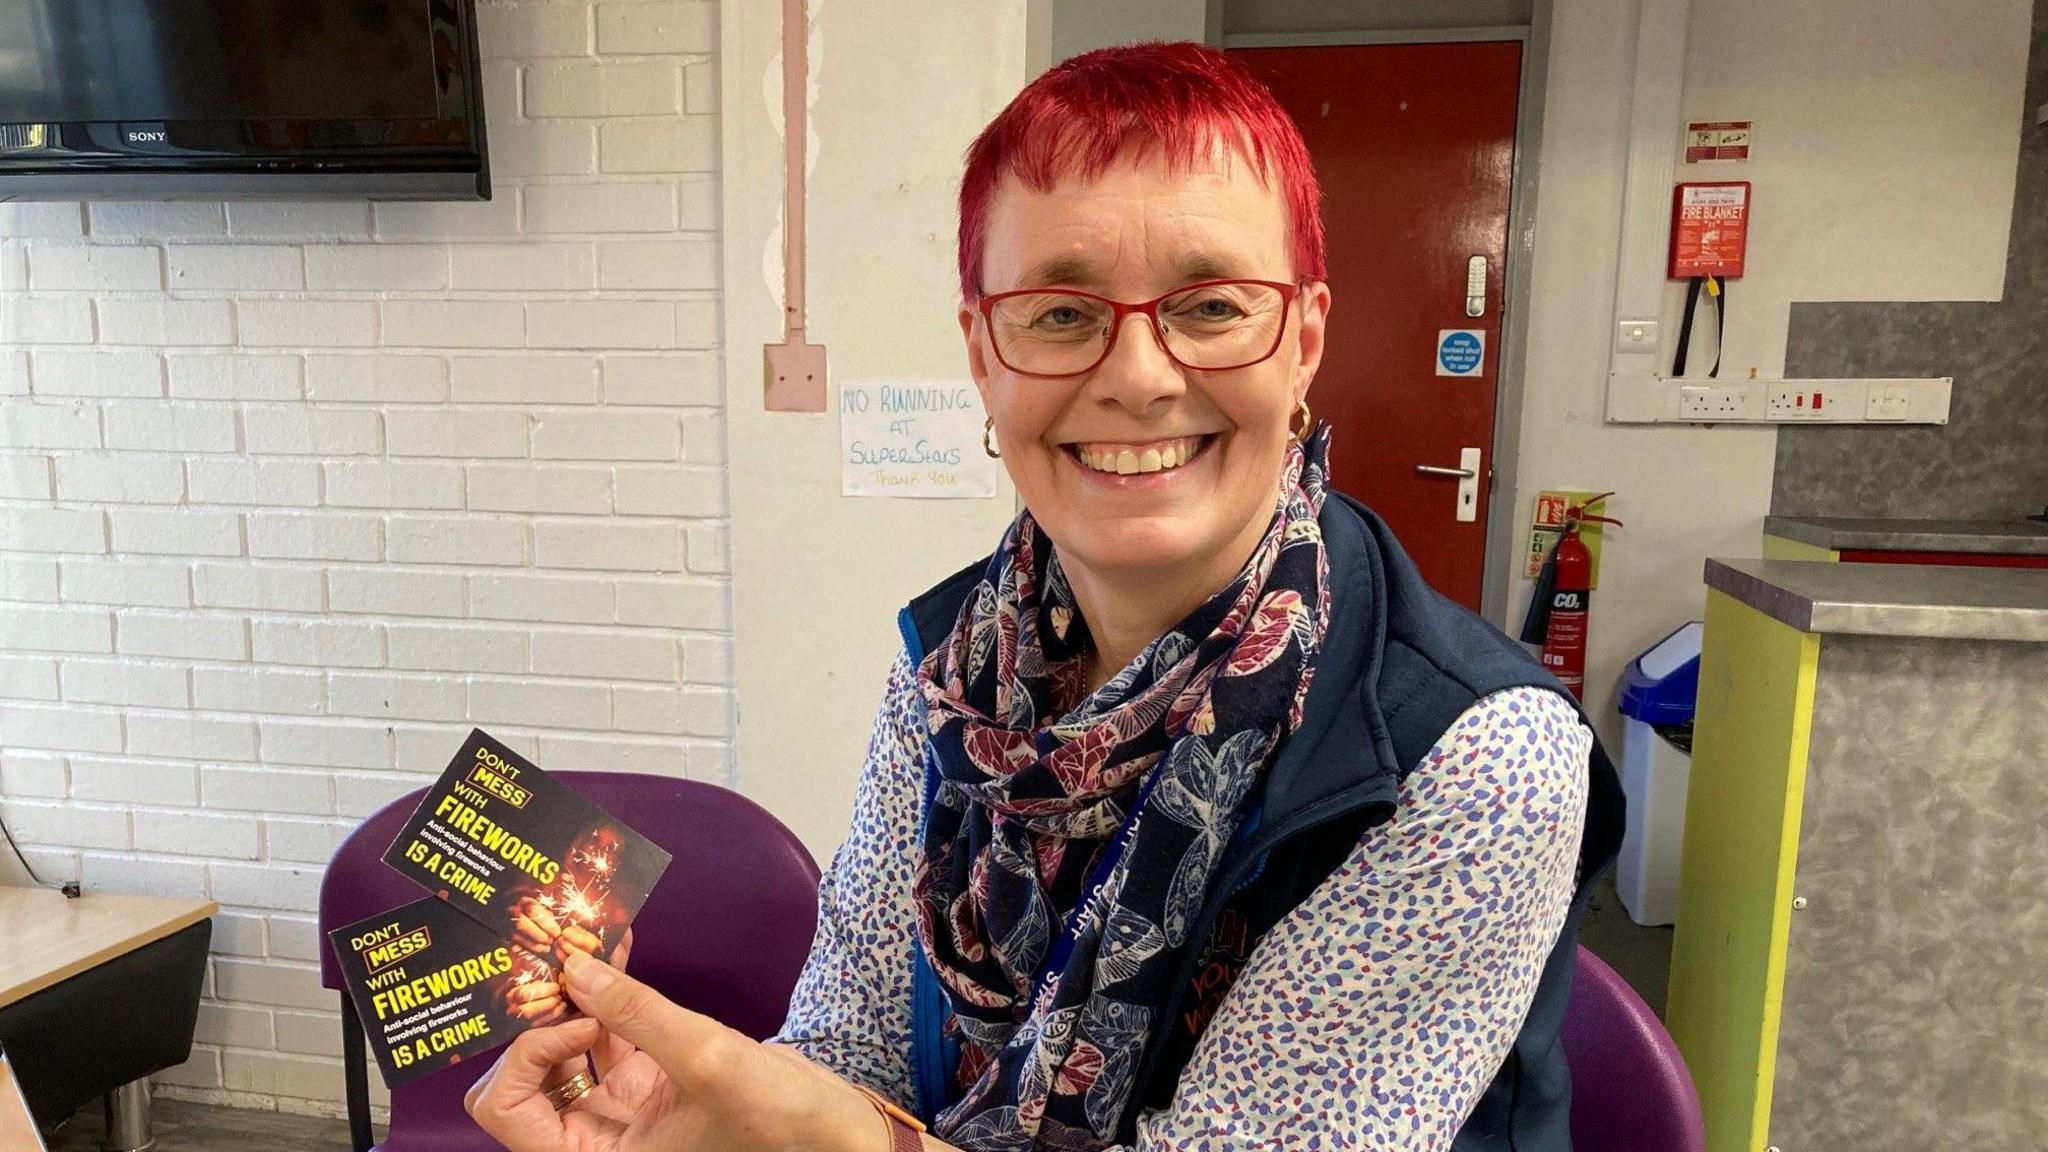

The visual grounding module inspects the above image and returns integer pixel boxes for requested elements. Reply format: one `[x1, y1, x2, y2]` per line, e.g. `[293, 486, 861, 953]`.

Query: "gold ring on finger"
[545, 1070, 596, 1112]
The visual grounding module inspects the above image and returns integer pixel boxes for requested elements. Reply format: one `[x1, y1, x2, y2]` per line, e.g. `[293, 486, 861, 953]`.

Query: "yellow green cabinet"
[1667, 558, 2048, 1152]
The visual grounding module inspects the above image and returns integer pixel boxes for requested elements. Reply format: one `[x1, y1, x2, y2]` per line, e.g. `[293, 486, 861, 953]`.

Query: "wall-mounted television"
[0, 0, 489, 201]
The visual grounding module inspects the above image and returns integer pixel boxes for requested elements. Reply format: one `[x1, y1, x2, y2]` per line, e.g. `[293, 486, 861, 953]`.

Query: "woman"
[468, 40, 1621, 1152]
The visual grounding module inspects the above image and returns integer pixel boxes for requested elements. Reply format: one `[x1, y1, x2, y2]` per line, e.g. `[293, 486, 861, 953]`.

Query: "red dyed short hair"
[957, 40, 1325, 301]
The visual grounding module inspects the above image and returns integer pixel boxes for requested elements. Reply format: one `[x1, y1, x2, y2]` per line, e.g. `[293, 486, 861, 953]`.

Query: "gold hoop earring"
[1290, 398, 1313, 442]
[983, 418, 1000, 459]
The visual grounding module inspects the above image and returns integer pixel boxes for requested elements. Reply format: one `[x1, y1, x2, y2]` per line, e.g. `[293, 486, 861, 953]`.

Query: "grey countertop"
[1705, 557, 2048, 642]
[1764, 515, 2048, 555]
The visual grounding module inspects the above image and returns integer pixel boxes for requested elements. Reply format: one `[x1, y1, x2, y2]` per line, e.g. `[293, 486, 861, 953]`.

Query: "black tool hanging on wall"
[1671, 273, 1725, 377]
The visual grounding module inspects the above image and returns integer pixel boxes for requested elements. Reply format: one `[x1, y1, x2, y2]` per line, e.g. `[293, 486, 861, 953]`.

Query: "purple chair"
[318, 772, 822, 1152]
[1563, 945, 1706, 1152]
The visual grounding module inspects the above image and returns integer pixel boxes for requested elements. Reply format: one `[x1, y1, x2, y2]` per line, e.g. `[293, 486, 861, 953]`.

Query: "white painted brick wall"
[0, 0, 726, 1115]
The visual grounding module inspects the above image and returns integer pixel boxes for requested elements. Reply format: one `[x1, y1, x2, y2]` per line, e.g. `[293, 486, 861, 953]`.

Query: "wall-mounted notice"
[1524, 490, 1609, 587]
[841, 380, 999, 499]
[1436, 329, 1485, 377]
[1683, 120, 1752, 163]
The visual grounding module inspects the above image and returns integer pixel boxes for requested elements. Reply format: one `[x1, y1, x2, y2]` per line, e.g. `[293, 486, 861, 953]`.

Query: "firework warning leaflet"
[329, 728, 672, 1086]
[329, 894, 562, 1086]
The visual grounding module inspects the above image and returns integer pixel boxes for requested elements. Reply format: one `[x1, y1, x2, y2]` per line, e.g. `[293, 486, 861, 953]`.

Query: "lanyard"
[1027, 753, 1170, 1007]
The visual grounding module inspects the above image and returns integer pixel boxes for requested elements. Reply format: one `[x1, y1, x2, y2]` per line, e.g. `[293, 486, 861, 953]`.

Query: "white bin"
[1615, 621, 1701, 927]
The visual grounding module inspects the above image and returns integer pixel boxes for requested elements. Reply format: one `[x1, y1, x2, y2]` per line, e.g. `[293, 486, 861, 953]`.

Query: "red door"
[1232, 43, 1521, 609]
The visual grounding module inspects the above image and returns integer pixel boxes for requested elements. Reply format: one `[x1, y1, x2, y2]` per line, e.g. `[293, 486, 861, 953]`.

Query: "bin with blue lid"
[1615, 620, 1701, 926]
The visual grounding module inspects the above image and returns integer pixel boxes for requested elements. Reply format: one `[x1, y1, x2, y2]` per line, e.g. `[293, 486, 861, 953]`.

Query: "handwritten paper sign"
[840, 380, 998, 499]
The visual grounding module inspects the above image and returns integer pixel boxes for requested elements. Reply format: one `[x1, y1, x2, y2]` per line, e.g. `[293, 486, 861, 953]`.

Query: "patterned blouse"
[773, 652, 1592, 1150]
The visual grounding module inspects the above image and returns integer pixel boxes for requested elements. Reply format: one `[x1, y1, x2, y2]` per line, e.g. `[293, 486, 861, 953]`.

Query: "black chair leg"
[339, 993, 374, 1152]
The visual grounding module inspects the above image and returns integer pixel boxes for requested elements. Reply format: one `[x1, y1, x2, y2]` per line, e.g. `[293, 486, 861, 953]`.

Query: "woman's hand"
[464, 934, 890, 1152]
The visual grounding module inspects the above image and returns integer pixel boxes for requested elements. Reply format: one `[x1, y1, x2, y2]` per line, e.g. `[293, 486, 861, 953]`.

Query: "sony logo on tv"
[125, 129, 168, 144]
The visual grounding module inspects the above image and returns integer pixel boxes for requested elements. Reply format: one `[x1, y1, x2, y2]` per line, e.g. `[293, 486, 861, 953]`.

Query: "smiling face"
[960, 144, 1330, 598]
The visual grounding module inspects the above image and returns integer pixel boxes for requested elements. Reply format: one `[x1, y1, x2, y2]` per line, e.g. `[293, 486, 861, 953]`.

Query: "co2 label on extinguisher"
[1543, 590, 1590, 692]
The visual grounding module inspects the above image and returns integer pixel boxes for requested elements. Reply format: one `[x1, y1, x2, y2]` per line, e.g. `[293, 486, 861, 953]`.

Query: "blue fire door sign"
[1436, 329, 1485, 377]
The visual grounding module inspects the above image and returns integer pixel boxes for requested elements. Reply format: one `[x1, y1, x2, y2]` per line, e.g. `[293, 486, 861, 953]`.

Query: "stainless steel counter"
[1704, 557, 2048, 642]
[1763, 515, 2048, 555]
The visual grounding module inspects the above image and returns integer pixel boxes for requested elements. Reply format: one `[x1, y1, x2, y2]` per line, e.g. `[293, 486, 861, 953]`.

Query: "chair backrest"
[318, 771, 821, 1147]
[1561, 945, 1706, 1152]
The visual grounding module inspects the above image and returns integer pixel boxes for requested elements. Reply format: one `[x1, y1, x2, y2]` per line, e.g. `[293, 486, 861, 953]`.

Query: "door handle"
[1416, 448, 1483, 523]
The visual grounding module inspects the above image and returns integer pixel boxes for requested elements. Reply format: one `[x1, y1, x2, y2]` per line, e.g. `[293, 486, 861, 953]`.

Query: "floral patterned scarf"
[914, 427, 1333, 1149]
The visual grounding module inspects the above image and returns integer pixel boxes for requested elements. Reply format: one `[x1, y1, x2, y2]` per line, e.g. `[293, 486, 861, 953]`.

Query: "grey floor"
[44, 1097, 360, 1152]
[39, 877, 1669, 1151]
[1579, 869, 1675, 1017]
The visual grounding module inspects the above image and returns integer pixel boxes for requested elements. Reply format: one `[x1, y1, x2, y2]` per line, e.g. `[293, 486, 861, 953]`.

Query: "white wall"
[1505, 0, 2029, 747]
[1674, 0, 2025, 375]
[721, 0, 1024, 857]
[0, 0, 724, 1115]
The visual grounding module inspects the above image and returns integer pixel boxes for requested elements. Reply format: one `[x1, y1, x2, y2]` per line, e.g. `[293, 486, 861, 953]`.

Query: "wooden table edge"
[0, 898, 218, 1012]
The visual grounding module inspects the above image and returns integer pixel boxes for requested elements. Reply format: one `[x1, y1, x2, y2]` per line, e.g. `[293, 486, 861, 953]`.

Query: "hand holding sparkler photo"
[503, 947, 571, 1028]
[464, 929, 907, 1152]
[506, 979, 569, 1027]
[513, 894, 605, 964]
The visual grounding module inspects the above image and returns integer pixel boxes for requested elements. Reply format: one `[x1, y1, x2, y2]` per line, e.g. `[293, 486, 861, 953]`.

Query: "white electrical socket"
[1767, 386, 1811, 419]
[1679, 384, 1755, 420]
[1635, 376, 1950, 425]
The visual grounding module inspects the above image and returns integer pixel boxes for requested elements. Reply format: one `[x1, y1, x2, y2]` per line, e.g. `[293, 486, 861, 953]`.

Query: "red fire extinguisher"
[1540, 493, 1622, 699]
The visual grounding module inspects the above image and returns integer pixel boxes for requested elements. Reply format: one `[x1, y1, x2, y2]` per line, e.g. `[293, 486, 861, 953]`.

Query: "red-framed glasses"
[975, 278, 1303, 378]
